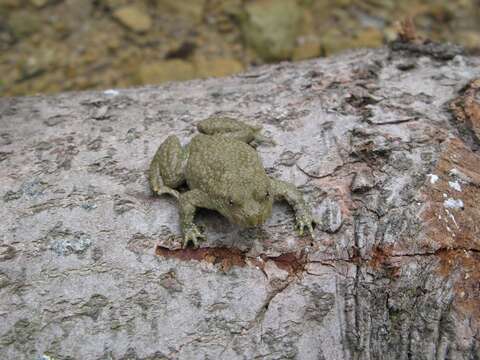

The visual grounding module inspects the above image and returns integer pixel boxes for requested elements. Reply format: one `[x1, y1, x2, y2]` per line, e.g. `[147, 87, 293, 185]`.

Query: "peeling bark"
[1, 47, 480, 359]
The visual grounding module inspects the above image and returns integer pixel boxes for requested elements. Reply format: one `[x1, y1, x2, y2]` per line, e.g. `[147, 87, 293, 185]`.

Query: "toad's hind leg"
[197, 117, 265, 143]
[149, 135, 188, 199]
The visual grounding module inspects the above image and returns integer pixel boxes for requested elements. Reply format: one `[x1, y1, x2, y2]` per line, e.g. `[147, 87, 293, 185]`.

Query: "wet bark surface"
[1, 46, 480, 359]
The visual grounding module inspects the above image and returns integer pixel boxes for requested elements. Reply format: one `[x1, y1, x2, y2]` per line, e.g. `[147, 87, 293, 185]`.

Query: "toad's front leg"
[179, 189, 211, 248]
[270, 178, 315, 236]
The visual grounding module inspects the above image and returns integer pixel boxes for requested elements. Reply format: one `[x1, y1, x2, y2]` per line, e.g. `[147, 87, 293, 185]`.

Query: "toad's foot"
[295, 211, 315, 237]
[182, 224, 206, 249]
[270, 178, 315, 237]
[151, 182, 180, 199]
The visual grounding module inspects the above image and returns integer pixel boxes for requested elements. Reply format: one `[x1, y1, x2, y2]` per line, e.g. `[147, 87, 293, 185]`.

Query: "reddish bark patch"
[437, 248, 480, 324]
[155, 246, 247, 270]
[369, 245, 392, 267]
[422, 137, 480, 324]
[262, 252, 307, 274]
[423, 138, 480, 251]
[368, 246, 402, 278]
[155, 245, 307, 274]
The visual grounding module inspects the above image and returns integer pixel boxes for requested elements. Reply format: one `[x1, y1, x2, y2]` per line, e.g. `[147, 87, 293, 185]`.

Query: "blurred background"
[1, 0, 479, 97]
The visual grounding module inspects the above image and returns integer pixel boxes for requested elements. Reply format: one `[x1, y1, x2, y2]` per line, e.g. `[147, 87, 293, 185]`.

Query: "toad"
[149, 117, 314, 248]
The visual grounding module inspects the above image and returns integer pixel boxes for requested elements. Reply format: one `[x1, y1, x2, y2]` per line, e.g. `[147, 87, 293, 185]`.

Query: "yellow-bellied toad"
[149, 117, 314, 248]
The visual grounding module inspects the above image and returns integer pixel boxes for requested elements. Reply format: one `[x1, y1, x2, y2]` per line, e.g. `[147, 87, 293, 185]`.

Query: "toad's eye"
[228, 198, 235, 206]
[265, 191, 270, 199]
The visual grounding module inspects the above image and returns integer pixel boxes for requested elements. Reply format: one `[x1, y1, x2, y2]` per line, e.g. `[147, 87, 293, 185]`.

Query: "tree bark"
[1, 46, 480, 360]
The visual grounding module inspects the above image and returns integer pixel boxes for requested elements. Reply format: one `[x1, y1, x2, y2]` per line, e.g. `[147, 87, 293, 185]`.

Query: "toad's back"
[186, 134, 266, 192]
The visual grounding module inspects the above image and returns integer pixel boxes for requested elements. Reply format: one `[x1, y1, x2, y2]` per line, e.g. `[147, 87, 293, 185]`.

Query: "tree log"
[1, 46, 480, 359]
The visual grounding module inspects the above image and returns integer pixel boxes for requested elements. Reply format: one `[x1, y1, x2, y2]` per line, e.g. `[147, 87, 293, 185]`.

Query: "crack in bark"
[296, 163, 344, 179]
[368, 117, 419, 126]
[307, 246, 480, 267]
[157, 240, 479, 277]
[155, 245, 308, 275]
[254, 279, 293, 327]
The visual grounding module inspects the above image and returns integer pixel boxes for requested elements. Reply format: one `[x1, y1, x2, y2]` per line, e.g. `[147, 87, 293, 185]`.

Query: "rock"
[63, 0, 94, 24]
[321, 26, 383, 56]
[104, 0, 129, 8]
[353, 27, 384, 49]
[7, 10, 42, 38]
[204, 0, 243, 33]
[165, 40, 196, 59]
[30, 0, 48, 8]
[0, 0, 22, 8]
[240, 0, 302, 62]
[321, 28, 354, 56]
[194, 56, 243, 78]
[113, 5, 152, 33]
[156, 0, 205, 22]
[137, 59, 196, 84]
[456, 30, 480, 51]
[292, 40, 321, 61]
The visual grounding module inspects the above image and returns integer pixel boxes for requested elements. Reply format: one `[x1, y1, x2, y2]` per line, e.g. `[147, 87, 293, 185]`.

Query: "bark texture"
[1, 47, 480, 360]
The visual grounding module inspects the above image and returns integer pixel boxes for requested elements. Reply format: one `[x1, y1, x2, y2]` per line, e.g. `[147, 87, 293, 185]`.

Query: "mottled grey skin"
[149, 117, 314, 248]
